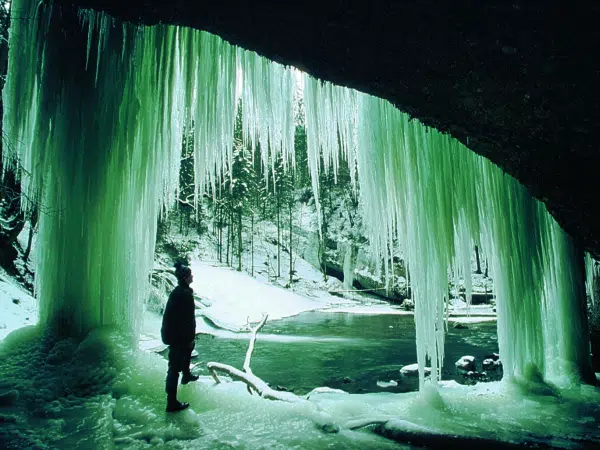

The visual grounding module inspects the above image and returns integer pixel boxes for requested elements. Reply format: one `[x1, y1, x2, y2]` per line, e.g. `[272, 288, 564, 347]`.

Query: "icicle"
[237, 51, 295, 190]
[302, 75, 356, 236]
[351, 89, 591, 387]
[2, 1, 190, 338]
[585, 253, 600, 311]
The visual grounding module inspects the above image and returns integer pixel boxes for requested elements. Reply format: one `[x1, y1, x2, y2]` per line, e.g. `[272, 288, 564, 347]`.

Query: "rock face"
[296, 227, 408, 303]
[60, 0, 600, 258]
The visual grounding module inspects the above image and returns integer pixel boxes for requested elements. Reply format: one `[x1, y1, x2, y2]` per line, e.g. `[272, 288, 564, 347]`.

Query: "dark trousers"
[165, 341, 194, 397]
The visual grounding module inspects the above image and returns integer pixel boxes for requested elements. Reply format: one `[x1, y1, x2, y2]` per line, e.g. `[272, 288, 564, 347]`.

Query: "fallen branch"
[343, 416, 393, 430]
[204, 316, 402, 437]
[243, 314, 268, 374]
[207, 361, 301, 402]
[207, 313, 308, 402]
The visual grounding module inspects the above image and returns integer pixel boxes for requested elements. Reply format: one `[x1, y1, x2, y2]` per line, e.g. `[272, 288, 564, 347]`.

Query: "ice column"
[2, 1, 194, 336]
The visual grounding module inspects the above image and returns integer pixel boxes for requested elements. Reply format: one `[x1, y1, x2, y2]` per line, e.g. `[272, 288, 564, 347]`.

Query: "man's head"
[174, 262, 193, 285]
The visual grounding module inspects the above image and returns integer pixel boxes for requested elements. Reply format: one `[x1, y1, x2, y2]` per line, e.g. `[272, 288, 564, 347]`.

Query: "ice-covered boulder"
[455, 355, 476, 372]
[482, 358, 502, 371]
[401, 299, 415, 311]
[400, 363, 431, 376]
[305, 387, 348, 400]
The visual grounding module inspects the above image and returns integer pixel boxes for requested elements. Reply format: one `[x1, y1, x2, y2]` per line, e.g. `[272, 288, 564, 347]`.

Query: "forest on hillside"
[154, 102, 411, 301]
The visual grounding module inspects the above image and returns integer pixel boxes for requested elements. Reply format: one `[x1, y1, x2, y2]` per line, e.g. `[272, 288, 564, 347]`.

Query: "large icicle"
[354, 95, 470, 386]
[2, 1, 195, 337]
[238, 51, 296, 182]
[303, 75, 356, 234]
[353, 91, 592, 386]
[585, 253, 600, 313]
[302, 75, 592, 386]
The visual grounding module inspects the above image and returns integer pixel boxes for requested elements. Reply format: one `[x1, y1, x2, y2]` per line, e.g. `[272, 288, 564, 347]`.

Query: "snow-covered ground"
[189, 260, 356, 330]
[2, 324, 599, 449]
[0, 269, 37, 341]
[0, 256, 495, 346]
[140, 258, 412, 350]
[1, 253, 495, 346]
[180, 259, 495, 338]
[2, 251, 600, 448]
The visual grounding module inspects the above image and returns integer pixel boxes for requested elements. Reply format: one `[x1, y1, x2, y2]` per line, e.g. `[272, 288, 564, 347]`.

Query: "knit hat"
[174, 262, 192, 281]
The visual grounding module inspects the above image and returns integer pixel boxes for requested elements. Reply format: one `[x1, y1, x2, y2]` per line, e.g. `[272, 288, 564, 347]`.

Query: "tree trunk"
[23, 208, 38, 264]
[474, 245, 482, 274]
[251, 211, 254, 277]
[218, 202, 223, 263]
[186, 206, 191, 235]
[320, 198, 328, 281]
[179, 204, 183, 233]
[197, 202, 203, 236]
[277, 192, 281, 278]
[237, 208, 242, 271]
[226, 207, 232, 266]
[289, 198, 293, 285]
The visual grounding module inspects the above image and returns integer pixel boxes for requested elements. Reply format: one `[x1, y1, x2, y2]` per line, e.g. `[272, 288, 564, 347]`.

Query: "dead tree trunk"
[207, 314, 299, 401]
[474, 245, 482, 274]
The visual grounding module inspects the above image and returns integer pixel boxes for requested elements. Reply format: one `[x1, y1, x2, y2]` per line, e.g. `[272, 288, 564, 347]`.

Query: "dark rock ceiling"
[58, 0, 600, 258]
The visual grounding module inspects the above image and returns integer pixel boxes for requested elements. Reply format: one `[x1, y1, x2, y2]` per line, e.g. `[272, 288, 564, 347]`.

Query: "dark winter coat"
[161, 282, 196, 345]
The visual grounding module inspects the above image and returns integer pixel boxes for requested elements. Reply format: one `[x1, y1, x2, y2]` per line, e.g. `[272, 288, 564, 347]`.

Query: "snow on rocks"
[482, 356, 502, 372]
[376, 380, 398, 388]
[455, 353, 503, 384]
[401, 299, 415, 311]
[400, 363, 431, 377]
[455, 355, 476, 372]
[305, 387, 349, 399]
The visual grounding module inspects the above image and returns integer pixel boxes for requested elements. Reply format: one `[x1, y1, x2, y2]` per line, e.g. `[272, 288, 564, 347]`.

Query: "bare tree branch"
[243, 314, 268, 374]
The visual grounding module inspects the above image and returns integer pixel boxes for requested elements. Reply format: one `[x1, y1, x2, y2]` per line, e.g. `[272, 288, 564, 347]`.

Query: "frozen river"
[193, 311, 500, 395]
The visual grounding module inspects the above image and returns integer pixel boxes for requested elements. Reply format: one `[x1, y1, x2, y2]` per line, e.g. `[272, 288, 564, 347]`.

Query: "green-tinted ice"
[2, 0, 592, 387]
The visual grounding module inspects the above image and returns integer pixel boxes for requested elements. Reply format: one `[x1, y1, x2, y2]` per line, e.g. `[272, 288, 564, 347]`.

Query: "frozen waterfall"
[2, 0, 593, 386]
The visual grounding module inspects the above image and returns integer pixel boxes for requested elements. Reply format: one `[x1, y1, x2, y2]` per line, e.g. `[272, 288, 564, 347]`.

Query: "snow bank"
[190, 261, 352, 330]
[0, 291, 597, 449]
[5, 331, 598, 450]
[455, 355, 476, 371]
[449, 316, 497, 324]
[0, 326, 127, 448]
[319, 304, 412, 315]
[0, 271, 38, 340]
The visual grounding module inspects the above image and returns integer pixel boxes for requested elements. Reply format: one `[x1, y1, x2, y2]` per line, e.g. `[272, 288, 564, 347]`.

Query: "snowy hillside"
[0, 268, 38, 340]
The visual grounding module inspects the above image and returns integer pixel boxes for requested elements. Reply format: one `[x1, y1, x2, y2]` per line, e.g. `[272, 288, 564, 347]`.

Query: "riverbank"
[140, 260, 496, 345]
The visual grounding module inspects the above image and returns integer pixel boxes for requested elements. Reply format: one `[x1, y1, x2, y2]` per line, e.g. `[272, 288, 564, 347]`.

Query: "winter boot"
[181, 372, 199, 385]
[166, 394, 189, 413]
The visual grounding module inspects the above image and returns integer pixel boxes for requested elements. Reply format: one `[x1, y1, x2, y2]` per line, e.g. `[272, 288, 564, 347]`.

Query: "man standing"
[161, 262, 199, 412]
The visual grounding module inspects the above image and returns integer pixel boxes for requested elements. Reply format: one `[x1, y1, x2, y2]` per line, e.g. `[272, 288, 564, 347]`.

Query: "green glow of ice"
[2, 0, 592, 386]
